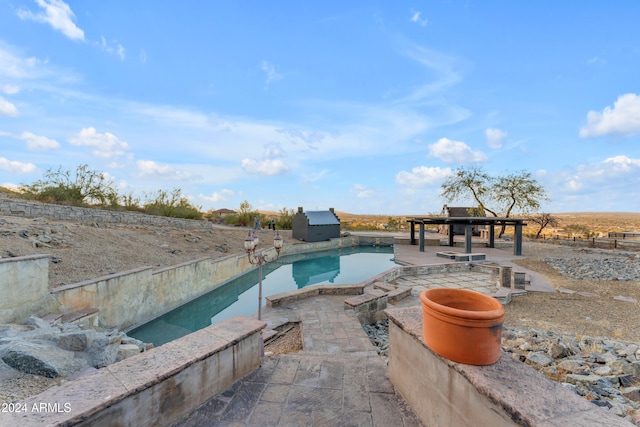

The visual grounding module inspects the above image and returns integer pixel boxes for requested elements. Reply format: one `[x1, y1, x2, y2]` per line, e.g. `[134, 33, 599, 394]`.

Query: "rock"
[595, 366, 612, 376]
[121, 336, 146, 352]
[527, 352, 554, 367]
[23, 316, 52, 330]
[56, 330, 96, 351]
[117, 344, 141, 361]
[557, 359, 586, 373]
[565, 374, 602, 386]
[1, 340, 87, 378]
[0, 324, 35, 340]
[547, 341, 568, 359]
[86, 333, 121, 368]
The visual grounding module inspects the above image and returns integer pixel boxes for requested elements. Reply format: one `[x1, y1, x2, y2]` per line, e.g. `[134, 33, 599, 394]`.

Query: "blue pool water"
[128, 246, 397, 346]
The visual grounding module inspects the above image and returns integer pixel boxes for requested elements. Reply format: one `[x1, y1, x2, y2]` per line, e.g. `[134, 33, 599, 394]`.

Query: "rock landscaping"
[0, 315, 149, 402]
[503, 327, 640, 424]
[544, 249, 640, 281]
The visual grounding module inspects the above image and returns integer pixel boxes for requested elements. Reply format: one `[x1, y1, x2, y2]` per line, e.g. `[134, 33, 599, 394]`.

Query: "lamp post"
[244, 230, 284, 321]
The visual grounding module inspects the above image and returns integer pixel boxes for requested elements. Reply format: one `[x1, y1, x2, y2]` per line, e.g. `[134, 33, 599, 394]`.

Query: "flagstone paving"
[172, 294, 423, 427]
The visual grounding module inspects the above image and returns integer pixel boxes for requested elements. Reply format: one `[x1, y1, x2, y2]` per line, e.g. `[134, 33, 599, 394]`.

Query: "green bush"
[20, 164, 117, 206]
[143, 189, 203, 220]
[275, 207, 294, 230]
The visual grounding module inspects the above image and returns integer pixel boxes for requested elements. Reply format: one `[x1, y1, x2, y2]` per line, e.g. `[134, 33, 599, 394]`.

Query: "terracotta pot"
[420, 288, 504, 365]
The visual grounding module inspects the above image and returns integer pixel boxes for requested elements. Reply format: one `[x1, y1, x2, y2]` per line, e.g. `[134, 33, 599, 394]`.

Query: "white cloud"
[69, 127, 131, 158]
[580, 93, 640, 138]
[603, 155, 640, 171]
[200, 189, 234, 203]
[0, 45, 49, 80]
[410, 10, 428, 27]
[0, 157, 37, 174]
[241, 158, 290, 175]
[0, 182, 20, 190]
[351, 184, 374, 198]
[94, 36, 126, 61]
[241, 143, 291, 175]
[428, 138, 488, 164]
[136, 160, 193, 181]
[261, 61, 282, 85]
[17, 0, 85, 41]
[0, 96, 18, 116]
[485, 128, 507, 149]
[1, 84, 20, 94]
[19, 131, 60, 150]
[555, 155, 640, 194]
[396, 166, 452, 187]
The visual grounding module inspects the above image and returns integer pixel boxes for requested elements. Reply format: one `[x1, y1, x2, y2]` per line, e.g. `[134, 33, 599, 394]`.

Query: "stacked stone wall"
[0, 198, 211, 230]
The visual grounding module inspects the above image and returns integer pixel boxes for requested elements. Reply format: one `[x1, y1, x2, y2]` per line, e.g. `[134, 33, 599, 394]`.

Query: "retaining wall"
[386, 306, 631, 426]
[0, 198, 212, 229]
[3, 316, 264, 427]
[360, 262, 502, 287]
[4, 236, 383, 328]
[0, 254, 56, 323]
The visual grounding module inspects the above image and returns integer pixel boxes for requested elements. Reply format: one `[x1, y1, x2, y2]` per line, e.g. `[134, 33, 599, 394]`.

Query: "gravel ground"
[507, 242, 640, 344]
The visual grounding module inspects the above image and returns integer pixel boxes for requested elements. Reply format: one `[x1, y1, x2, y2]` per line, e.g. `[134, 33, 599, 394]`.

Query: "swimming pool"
[129, 246, 397, 346]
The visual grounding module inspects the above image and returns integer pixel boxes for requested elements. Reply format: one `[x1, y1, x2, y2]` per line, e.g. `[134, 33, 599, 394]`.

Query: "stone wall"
[3, 316, 264, 427]
[0, 198, 212, 229]
[0, 255, 57, 323]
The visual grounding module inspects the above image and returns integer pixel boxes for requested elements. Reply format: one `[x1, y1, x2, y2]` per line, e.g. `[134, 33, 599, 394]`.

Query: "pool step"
[373, 282, 412, 303]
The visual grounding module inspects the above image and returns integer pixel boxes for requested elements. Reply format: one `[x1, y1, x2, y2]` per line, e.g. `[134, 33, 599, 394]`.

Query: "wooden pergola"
[407, 216, 527, 256]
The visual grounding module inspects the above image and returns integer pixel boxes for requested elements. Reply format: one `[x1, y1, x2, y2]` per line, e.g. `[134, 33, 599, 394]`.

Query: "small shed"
[292, 207, 341, 242]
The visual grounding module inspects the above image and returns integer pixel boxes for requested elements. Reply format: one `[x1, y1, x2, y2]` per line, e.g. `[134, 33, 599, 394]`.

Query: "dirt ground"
[506, 242, 640, 344]
[0, 215, 300, 288]
[1, 215, 638, 345]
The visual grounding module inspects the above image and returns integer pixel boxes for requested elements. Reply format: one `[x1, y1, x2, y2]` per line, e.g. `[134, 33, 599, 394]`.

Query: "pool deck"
[171, 239, 554, 426]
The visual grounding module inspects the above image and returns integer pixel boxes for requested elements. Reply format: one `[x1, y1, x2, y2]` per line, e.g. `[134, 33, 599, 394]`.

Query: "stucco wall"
[0, 254, 56, 323]
[385, 306, 630, 426]
[6, 236, 377, 329]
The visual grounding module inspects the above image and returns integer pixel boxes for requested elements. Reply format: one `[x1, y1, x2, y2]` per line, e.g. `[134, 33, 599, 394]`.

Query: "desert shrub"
[143, 189, 203, 220]
[276, 207, 295, 230]
[119, 192, 144, 212]
[20, 164, 117, 206]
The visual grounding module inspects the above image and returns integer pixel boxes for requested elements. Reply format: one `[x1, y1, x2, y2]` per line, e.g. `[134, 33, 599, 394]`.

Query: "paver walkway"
[172, 294, 422, 427]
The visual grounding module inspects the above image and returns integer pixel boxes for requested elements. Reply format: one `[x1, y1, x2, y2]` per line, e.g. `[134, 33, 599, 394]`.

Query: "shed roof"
[304, 210, 340, 226]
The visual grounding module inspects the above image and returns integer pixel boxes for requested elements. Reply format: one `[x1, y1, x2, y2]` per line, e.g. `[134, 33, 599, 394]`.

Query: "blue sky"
[1, 1, 639, 215]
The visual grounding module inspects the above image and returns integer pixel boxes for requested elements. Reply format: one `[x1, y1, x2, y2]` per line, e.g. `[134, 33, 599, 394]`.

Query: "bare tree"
[440, 167, 549, 237]
[526, 213, 559, 238]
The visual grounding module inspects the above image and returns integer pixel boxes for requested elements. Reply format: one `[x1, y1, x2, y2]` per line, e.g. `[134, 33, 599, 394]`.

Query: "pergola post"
[489, 225, 495, 248]
[465, 224, 473, 253]
[409, 221, 416, 245]
[514, 223, 523, 256]
[448, 224, 454, 247]
[419, 222, 425, 252]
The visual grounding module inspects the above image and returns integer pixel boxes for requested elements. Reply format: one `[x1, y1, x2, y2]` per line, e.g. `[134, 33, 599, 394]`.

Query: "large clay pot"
[420, 288, 504, 365]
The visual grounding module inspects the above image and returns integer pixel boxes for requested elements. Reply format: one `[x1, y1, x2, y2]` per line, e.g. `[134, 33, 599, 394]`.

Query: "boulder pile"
[0, 316, 148, 379]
